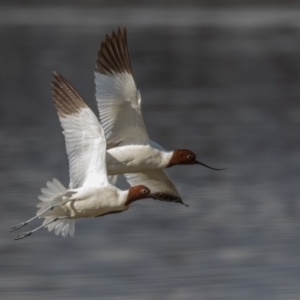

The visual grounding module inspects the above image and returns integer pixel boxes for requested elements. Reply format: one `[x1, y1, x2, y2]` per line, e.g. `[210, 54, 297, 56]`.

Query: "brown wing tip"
[51, 71, 87, 117]
[95, 26, 132, 76]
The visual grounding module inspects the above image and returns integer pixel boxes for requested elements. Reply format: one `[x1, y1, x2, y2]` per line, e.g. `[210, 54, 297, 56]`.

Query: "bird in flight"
[94, 27, 225, 205]
[11, 72, 152, 240]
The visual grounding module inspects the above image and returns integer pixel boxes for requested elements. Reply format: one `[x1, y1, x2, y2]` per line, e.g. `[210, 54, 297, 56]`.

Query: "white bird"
[95, 27, 225, 205]
[11, 72, 152, 240]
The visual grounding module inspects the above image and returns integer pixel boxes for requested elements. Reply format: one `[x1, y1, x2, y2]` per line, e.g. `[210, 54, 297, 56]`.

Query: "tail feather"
[43, 218, 75, 237]
[37, 178, 75, 237]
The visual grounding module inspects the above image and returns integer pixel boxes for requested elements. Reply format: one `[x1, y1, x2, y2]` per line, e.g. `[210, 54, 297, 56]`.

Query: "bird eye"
[142, 189, 148, 194]
[187, 154, 193, 159]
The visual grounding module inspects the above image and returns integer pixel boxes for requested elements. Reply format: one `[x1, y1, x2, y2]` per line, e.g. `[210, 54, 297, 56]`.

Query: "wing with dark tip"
[95, 27, 150, 147]
[124, 170, 187, 206]
[52, 72, 109, 189]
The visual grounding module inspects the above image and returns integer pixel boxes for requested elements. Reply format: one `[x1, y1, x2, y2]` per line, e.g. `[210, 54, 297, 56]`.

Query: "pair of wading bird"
[11, 27, 225, 240]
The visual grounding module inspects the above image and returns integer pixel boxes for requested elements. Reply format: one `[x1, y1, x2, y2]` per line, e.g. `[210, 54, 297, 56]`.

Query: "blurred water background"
[1, 1, 300, 299]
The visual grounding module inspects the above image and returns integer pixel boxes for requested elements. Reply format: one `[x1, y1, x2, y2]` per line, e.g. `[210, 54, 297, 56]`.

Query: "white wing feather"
[52, 72, 109, 189]
[60, 108, 108, 188]
[95, 27, 149, 147]
[95, 72, 149, 146]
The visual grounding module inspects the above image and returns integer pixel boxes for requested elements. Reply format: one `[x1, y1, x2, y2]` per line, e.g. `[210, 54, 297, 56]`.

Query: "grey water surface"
[1, 5, 300, 300]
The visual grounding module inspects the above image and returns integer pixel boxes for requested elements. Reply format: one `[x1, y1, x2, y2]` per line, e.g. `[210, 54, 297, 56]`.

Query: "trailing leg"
[14, 217, 67, 240]
[11, 199, 72, 232]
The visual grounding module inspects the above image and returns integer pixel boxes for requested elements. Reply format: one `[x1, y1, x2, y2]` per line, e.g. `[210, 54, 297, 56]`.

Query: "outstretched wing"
[124, 170, 187, 206]
[52, 72, 108, 189]
[95, 27, 149, 148]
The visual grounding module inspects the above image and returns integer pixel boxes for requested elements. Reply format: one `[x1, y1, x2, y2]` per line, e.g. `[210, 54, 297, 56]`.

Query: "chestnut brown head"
[168, 149, 226, 170]
[125, 185, 151, 206]
[168, 149, 197, 167]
